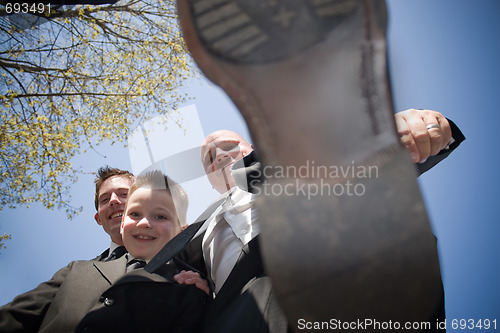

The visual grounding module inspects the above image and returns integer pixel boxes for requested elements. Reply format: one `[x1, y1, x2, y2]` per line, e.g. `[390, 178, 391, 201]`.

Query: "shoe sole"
[178, 0, 444, 325]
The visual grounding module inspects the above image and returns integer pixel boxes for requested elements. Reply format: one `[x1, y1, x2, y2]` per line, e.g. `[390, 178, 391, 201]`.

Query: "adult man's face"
[94, 175, 133, 245]
[201, 130, 253, 193]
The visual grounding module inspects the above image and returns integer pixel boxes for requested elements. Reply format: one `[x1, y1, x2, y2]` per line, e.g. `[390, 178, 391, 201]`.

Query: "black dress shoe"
[177, 0, 444, 327]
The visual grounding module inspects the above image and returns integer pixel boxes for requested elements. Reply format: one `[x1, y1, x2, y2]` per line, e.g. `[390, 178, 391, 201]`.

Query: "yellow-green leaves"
[0, 233, 11, 251]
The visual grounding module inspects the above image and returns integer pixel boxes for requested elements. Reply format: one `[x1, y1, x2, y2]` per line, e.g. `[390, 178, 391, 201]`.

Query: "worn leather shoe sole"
[177, 0, 444, 327]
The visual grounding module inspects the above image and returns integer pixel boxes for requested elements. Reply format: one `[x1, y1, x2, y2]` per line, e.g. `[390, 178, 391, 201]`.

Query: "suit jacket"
[177, 229, 291, 333]
[0, 256, 207, 333]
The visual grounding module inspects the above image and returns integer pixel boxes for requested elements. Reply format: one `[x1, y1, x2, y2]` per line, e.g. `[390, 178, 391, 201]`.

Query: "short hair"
[125, 170, 189, 227]
[94, 166, 135, 210]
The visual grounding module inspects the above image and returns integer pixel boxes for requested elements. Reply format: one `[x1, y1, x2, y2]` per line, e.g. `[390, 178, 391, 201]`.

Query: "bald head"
[201, 130, 253, 193]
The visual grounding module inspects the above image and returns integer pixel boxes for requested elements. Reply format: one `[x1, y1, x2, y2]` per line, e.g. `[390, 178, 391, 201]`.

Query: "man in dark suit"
[176, 107, 465, 332]
[0, 171, 208, 333]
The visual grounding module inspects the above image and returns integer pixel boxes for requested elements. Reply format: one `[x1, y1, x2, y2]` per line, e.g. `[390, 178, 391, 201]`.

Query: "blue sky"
[1, 0, 499, 329]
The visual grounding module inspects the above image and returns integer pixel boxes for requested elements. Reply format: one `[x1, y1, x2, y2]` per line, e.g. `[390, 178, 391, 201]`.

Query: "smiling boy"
[120, 172, 184, 262]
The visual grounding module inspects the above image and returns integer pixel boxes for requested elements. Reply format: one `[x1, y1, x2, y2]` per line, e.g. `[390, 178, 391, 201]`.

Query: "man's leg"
[177, 0, 444, 327]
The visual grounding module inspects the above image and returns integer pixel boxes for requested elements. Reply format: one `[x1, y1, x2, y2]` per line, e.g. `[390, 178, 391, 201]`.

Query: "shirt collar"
[109, 241, 121, 255]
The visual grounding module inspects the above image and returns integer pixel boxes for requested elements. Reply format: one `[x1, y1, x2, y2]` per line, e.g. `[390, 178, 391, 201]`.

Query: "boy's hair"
[94, 166, 135, 210]
[125, 170, 189, 227]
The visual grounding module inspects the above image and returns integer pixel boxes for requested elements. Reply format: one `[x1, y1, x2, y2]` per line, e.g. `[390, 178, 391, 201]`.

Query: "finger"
[395, 113, 420, 163]
[184, 277, 204, 285]
[418, 110, 452, 146]
[196, 282, 210, 295]
[184, 278, 196, 284]
[185, 278, 210, 295]
[405, 114, 431, 163]
[422, 113, 446, 156]
[437, 115, 452, 148]
[173, 274, 185, 284]
[176, 270, 199, 278]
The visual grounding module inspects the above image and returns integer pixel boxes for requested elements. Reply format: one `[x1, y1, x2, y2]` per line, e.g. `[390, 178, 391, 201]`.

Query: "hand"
[395, 109, 452, 163]
[174, 270, 210, 295]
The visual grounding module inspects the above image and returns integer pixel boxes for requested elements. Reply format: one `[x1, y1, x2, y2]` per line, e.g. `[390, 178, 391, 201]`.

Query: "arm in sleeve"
[0, 261, 73, 332]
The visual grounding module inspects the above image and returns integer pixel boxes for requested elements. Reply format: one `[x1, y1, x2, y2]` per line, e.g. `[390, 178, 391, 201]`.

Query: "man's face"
[94, 175, 133, 245]
[201, 130, 253, 193]
[120, 188, 181, 261]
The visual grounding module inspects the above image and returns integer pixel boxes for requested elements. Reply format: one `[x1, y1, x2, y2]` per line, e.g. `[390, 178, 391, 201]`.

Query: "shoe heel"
[256, 149, 444, 323]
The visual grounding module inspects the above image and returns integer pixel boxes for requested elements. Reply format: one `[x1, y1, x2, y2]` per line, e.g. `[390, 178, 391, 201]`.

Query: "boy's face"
[120, 188, 181, 261]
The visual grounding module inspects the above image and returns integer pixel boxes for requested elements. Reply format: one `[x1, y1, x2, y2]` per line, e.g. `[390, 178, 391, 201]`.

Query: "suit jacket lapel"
[92, 255, 127, 285]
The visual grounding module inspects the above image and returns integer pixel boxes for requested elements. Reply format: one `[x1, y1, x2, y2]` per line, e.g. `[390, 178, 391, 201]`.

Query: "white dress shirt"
[202, 186, 260, 294]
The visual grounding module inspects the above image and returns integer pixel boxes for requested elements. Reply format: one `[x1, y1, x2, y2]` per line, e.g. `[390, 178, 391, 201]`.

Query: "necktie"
[126, 259, 147, 272]
[105, 246, 127, 262]
[205, 218, 241, 293]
